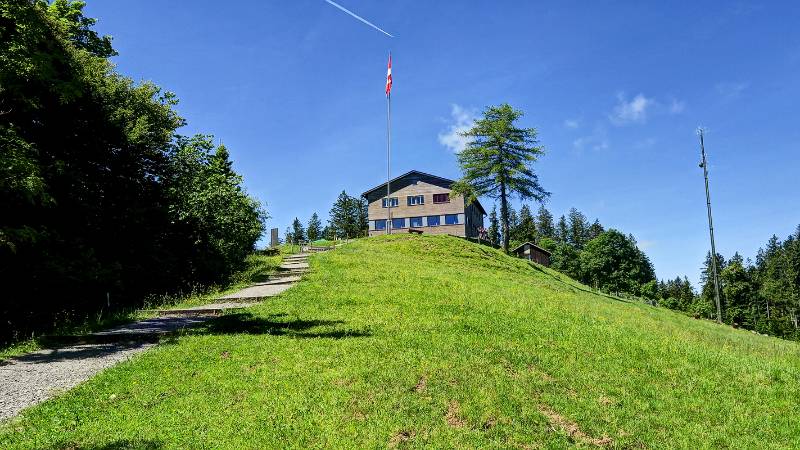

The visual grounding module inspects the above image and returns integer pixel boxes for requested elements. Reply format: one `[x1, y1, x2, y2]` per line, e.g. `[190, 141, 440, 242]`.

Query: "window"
[427, 215, 440, 227]
[391, 218, 406, 229]
[445, 214, 460, 225]
[374, 219, 386, 230]
[433, 193, 450, 204]
[407, 195, 424, 206]
[410, 217, 423, 227]
[382, 197, 399, 208]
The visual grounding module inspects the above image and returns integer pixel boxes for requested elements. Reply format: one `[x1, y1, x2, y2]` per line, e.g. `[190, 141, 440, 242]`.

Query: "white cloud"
[669, 99, 686, 114]
[563, 119, 580, 129]
[573, 125, 608, 151]
[715, 81, 748, 99]
[609, 93, 653, 125]
[438, 104, 477, 153]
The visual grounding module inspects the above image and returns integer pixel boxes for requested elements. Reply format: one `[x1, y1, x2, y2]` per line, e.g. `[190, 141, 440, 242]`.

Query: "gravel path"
[0, 253, 309, 422]
[0, 316, 215, 422]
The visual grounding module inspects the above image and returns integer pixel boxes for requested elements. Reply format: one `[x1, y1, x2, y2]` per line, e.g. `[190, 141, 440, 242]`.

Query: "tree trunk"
[500, 181, 509, 253]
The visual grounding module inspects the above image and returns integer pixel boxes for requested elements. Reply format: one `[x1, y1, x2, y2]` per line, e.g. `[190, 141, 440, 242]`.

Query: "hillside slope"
[3, 235, 800, 448]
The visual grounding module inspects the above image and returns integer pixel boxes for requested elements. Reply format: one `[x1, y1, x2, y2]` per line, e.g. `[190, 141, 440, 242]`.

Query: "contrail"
[324, 0, 394, 38]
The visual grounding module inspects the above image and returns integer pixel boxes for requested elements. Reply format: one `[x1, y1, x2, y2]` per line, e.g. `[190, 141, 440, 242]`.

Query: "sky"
[85, 1, 800, 287]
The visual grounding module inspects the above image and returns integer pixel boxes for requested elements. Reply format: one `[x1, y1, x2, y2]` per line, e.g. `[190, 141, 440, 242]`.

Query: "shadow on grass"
[186, 312, 371, 339]
[0, 341, 152, 366]
[48, 439, 163, 450]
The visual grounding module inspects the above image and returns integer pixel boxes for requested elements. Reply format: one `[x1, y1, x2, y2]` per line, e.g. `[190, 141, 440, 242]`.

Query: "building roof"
[361, 169, 487, 216]
[511, 241, 552, 256]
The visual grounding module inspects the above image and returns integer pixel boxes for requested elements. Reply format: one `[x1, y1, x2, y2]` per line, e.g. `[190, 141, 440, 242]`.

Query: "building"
[362, 170, 486, 238]
[512, 242, 551, 266]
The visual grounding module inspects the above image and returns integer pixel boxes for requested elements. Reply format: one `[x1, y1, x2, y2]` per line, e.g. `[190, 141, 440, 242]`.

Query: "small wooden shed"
[512, 242, 551, 267]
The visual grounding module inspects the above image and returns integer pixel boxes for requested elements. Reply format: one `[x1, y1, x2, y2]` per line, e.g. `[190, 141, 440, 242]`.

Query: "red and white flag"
[385, 53, 392, 96]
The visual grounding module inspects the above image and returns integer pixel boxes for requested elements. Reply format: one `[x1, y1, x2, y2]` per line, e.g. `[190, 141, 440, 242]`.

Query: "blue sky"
[86, 1, 800, 287]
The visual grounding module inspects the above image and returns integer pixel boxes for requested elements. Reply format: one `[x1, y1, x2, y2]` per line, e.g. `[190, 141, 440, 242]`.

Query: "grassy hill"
[2, 235, 800, 448]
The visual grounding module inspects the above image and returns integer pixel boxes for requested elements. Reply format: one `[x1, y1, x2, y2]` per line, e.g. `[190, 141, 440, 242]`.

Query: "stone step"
[253, 276, 301, 286]
[217, 282, 294, 300]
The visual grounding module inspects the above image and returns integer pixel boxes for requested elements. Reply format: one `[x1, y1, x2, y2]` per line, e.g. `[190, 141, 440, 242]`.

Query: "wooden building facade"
[512, 242, 552, 266]
[362, 170, 486, 238]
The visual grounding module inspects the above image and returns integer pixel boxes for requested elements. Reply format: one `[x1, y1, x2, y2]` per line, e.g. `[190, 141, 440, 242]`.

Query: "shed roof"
[512, 241, 552, 256]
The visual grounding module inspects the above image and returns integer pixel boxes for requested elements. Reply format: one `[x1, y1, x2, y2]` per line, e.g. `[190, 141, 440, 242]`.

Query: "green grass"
[2, 235, 800, 448]
[310, 239, 336, 248]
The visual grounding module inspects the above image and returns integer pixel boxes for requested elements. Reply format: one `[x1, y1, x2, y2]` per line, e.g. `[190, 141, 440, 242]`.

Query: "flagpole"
[386, 53, 392, 235]
[386, 91, 391, 234]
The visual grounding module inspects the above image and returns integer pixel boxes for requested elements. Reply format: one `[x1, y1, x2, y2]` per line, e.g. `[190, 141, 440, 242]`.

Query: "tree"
[567, 208, 590, 249]
[658, 276, 696, 311]
[556, 215, 569, 243]
[452, 104, 549, 253]
[579, 230, 655, 295]
[291, 218, 305, 244]
[356, 196, 369, 237]
[506, 205, 519, 244]
[0, 1, 266, 344]
[587, 219, 605, 241]
[536, 206, 555, 240]
[328, 191, 364, 239]
[516, 204, 537, 243]
[720, 253, 758, 327]
[166, 137, 266, 280]
[698, 251, 727, 320]
[307, 213, 322, 241]
[488, 205, 500, 247]
[44, 0, 117, 58]
[549, 242, 582, 280]
[322, 225, 334, 241]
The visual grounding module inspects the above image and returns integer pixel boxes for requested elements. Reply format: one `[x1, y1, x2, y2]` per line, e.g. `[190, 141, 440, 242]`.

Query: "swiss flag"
[385, 53, 392, 96]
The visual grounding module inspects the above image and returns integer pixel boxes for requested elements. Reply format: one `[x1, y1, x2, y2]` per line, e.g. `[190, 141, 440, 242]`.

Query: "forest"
[676, 230, 800, 340]
[0, 0, 265, 344]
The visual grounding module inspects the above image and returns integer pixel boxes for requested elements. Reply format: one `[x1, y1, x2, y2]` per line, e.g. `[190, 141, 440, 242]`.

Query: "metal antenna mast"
[698, 128, 723, 323]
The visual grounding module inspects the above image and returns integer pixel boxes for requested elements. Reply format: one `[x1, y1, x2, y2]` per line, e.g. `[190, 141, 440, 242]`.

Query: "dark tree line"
[0, 1, 265, 344]
[488, 205, 656, 297]
[657, 227, 800, 340]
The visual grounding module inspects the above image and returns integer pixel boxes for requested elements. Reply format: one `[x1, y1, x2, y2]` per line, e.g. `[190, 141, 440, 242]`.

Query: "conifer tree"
[517, 204, 537, 243]
[307, 212, 322, 241]
[507, 206, 519, 242]
[451, 104, 549, 253]
[328, 191, 364, 239]
[355, 196, 369, 237]
[488, 205, 500, 247]
[556, 215, 569, 243]
[567, 207, 590, 249]
[535, 206, 555, 239]
[588, 219, 605, 241]
[291, 217, 305, 244]
[699, 251, 727, 320]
